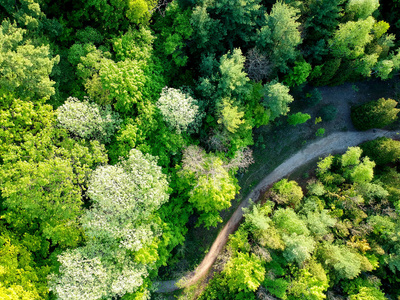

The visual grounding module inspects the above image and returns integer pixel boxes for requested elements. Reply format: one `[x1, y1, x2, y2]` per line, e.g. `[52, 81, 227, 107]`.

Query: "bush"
[351, 98, 399, 130]
[303, 88, 322, 107]
[287, 112, 311, 126]
[319, 104, 337, 122]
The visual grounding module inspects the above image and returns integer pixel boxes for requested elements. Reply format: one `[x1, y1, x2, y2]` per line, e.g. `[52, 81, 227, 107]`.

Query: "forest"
[0, 0, 400, 299]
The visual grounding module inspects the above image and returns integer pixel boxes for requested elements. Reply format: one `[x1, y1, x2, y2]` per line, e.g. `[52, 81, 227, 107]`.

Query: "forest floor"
[154, 77, 400, 297]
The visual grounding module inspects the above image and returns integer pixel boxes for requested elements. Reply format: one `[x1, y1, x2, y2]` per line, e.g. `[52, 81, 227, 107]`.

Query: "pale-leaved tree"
[57, 97, 121, 143]
[156, 87, 201, 134]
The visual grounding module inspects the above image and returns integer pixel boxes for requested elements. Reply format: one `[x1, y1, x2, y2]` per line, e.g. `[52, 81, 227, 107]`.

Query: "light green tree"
[283, 233, 316, 265]
[218, 98, 245, 133]
[346, 0, 380, 20]
[329, 17, 375, 59]
[179, 145, 239, 228]
[223, 252, 265, 292]
[263, 81, 294, 121]
[0, 20, 59, 101]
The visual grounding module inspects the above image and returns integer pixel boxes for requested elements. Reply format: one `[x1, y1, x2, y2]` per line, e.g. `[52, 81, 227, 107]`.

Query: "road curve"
[155, 129, 399, 293]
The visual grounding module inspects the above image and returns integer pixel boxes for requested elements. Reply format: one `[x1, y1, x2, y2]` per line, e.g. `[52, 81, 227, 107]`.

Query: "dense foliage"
[0, 0, 400, 299]
[199, 143, 400, 299]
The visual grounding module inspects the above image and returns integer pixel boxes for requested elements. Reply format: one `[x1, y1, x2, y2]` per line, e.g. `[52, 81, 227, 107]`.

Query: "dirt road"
[155, 129, 399, 293]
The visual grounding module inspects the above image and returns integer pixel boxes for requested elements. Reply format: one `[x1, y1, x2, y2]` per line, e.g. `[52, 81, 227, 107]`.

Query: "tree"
[50, 149, 169, 299]
[217, 48, 252, 101]
[0, 93, 108, 248]
[351, 98, 400, 130]
[263, 81, 294, 121]
[190, 0, 261, 53]
[283, 233, 316, 265]
[156, 87, 201, 134]
[288, 263, 329, 300]
[57, 97, 121, 143]
[304, 209, 336, 238]
[0, 226, 48, 300]
[256, 1, 301, 73]
[283, 60, 312, 87]
[84, 149, 169, 249]
[303, 0, 344, 42]
[273, 208, 309, 236]
[320, 243, 362, 279]
[360, 137, 400, 165]
[223, 252, 265, 292]
[244, 48, 273, 82]
[49, 245, 149, 300]
[179, 145, 239, 228]
[272, 178, 304, 207]
[329, 17, 375, 59]
[0, 20, 59, 101]
[346, 0, 380, 20]
[218, 98, 245, 133]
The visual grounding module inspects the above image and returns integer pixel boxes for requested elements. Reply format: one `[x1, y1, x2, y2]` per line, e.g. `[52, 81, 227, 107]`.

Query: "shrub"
[319, 104, 337, 122]
[351, 98, 399, 130]
[287, 112, 311, 126]
[303, 88, 322, 107]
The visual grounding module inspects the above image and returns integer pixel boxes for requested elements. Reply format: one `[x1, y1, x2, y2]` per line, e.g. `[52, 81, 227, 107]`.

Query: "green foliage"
[0, 227, 49, 300]
[329, 17, 375, 59]
[287, 265, 329, 300]
[318, 104, 338, 122]
[272, 179, 304, 207]
[179, 146, 239, 228]
[153, 1, 193, 76]
[263, 81, 294, 121]
[49, 149, 168, 299]
[343, 151, 375, 183]
[273, 208, 309, 236]
[287, 112, 311, 126]
[0, 20, 59, 101]
[256, 1, 301, 73]
[190, 0, 261, 53]
[283, 60, 312, 87]
[360, 137, 400, 165]
[320, 243, 362, 279]
[0, 93, 108, 249]
[349, 286, 386, 300]
[218, 98, 245, 133]
[263, 277, 289, 299]
[346, 0, 380, 20]
[217, 48, 251, 101]
[304, 209, 336, 238]
[342, 146, 363, 167]
[303, 0, 344, 43]
[223, 252, 265, 292]
[351, 98, 400, 130]
[283, 233, 316, 265]
[315, 128, 325, 137]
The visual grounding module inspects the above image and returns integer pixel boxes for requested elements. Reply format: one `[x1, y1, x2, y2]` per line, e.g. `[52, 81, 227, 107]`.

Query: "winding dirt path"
[155, 129, 400, 293]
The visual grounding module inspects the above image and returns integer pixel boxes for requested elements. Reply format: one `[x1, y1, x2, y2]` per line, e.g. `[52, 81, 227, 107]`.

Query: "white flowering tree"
[57, 97, 121, 143]
[156, 87, 201, 133]
[49, 149, 169, 300]
[84, 149, 169, 250]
